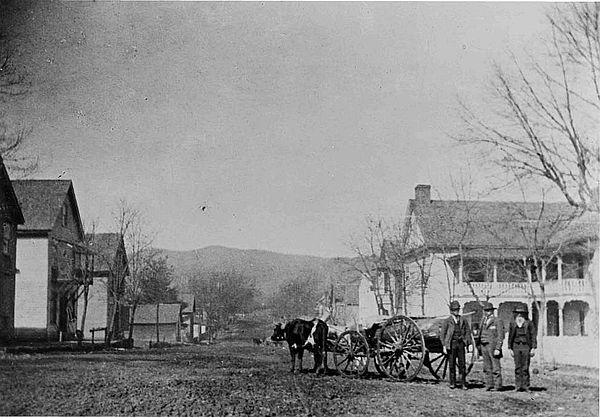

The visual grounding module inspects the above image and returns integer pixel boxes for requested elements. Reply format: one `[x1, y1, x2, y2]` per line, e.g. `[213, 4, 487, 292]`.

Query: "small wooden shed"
[131, 303, 181, 347]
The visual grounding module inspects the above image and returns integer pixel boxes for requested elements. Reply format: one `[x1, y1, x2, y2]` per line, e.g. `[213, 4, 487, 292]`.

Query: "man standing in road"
[477, 302, 504, 391]
[508, 304, 537, 392]
[440, 300, 472, 390]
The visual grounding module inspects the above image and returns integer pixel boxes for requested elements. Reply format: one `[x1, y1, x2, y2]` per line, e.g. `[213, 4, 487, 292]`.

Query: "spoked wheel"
[375, 316, 425, 381]
[333, 330, 370, 378]
[424, 350, 448, 380]
[373, 353, 386, 377]
[465, 330, 477, 376]
[424, 331, 478, 380]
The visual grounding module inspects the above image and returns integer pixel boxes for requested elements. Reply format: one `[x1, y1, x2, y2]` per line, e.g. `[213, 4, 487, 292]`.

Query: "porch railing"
[455, 278, 591, 299]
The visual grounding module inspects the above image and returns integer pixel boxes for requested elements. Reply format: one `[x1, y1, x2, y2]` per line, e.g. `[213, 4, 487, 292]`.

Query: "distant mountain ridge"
[160, 246, 359, 300]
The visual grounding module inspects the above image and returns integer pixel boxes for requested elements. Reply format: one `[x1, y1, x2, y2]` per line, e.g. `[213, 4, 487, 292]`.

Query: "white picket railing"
[455, 279, 590, 298]
[545, 278, 589, 295]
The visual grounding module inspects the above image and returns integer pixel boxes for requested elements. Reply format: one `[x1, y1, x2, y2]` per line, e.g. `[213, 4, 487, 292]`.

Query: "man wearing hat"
[477, 301, 505, 391]
[508, 304, 537, 392]
[440, 300, 472, 389]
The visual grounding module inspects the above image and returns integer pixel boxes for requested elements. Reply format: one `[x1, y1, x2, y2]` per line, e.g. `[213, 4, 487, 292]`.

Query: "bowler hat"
[481, 301, 495, 311]
[449, 301, 461, 311]
[513, 304, 529, 314]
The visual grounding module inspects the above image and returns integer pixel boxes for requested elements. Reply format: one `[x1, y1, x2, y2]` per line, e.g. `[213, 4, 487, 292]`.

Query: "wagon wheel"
[375, 316, 425, 381]
[425, 331, 478, 380]
[372, 336, 388, 377]
[465, 330, 477, 376]
[373, 354, 386, 376]
[424, 350, 448, 380]
[333, 330, 370, 378]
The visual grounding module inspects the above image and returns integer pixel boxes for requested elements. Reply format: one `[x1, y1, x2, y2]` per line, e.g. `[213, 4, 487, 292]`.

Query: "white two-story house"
[398, 184, 598, 367]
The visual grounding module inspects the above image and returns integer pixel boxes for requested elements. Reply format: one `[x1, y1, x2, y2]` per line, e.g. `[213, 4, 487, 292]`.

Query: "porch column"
[458, 258, 463, 284]
[557, 300, 565, 336]
[542, 301, 548, 337]
[557, 256, 563, 282]
[542, 263, 547, 282]
[524, 258, 532, 282]
[493, 263, 498, 283]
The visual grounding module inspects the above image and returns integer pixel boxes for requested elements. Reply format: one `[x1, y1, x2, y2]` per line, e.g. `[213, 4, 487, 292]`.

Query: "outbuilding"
[131, 303, 181, 347]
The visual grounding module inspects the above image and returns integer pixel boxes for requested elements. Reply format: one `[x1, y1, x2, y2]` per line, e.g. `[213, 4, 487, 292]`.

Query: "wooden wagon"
[330, 315, 477, 381]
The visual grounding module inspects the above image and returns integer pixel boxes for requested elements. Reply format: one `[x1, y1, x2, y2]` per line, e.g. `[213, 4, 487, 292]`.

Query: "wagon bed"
[330, 315, 476, 381]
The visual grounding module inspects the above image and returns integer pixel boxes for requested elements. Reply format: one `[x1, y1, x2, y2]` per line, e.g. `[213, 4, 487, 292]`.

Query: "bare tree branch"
[456, 4, 600, 213]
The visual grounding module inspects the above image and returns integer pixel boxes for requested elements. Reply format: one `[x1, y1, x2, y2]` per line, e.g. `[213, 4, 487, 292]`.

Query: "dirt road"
[0, 324, 597, 416]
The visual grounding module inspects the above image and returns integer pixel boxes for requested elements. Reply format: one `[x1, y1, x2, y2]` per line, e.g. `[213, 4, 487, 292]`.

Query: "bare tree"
[103, 202, 138, 344]
[457, 4, 600, 213]
[190, 269, 257, 341]
[484, 194, 584, 367]
[75, 220, 98, 344]
[0, 24, 35, 175]
[123, 208, 156, 342]
[347, 216, 414, 316]
[269, 271, 321, 319]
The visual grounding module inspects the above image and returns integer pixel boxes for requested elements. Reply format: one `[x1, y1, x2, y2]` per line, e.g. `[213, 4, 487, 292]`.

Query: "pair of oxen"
[271, 318, 329, 374]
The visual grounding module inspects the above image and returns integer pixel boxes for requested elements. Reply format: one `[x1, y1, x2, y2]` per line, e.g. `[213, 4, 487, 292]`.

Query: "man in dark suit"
[508, 304, 537, 392]
[440, 300, 472, 389]
[477, 301, 505, 391]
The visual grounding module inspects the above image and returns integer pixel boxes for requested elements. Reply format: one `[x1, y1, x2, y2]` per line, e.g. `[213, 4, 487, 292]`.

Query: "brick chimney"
[414, 184, 431, 205]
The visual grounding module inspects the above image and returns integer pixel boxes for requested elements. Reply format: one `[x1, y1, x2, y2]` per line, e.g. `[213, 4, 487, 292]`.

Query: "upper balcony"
[455, 278, 593, 300]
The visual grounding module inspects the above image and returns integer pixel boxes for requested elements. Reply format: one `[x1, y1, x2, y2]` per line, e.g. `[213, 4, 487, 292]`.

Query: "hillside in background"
[160, 246, 362, 301]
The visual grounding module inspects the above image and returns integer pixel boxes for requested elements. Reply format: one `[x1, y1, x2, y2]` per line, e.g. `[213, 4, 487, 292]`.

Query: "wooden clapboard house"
[0, 156, 24, 343]
[12, 180, 89, 341]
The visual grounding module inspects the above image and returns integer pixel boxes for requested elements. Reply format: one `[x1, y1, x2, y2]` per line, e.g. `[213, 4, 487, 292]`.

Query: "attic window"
[2, 222, 11, 255]
[61, 204, 68, 227]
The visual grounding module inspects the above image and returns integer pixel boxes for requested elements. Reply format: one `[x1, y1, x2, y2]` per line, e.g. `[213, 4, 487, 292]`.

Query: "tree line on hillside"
[80, 203, 332, 344]
[183, 267, 330, 336]
[187, 270, 258, 339]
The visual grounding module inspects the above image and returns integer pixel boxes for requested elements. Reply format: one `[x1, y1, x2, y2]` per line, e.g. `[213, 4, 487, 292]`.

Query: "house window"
[2, 222, 11, 255]
[526, 258, 540, 282]
[383, 272, 391, 293]
[61, 204, 68, 227]
[463, 259, 489, 282]
[546, 258, 559, 281]
[562, 254, 585, 279]
[497, 260, 526, 282]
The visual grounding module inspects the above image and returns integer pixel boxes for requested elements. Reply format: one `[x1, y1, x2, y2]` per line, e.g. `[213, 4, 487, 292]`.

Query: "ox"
[280, 318, 328, 374]
[271, 323, 286, 343]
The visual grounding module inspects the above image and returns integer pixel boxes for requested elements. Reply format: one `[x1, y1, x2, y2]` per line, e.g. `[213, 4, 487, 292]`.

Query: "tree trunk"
[536, 298, 546, 368]
[78, 285, 90, 346]
[128, 303, 138, 341]
[530, 267, 546, 371]
[387, 285, 395, 315]
[156, 303, 160, 343]
[421, 275, 426, 316]
[106, 298, 119, 345]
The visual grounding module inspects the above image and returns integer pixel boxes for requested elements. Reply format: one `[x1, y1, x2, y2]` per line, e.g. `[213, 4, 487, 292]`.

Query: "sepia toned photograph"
[0, 1, 598, 416]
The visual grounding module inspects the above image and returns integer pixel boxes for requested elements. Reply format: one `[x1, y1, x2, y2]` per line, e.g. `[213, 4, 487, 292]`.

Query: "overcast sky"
[5, 1, 551, 257]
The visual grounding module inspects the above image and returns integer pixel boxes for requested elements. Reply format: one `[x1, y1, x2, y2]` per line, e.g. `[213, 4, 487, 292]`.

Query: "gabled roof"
[86, 232, 127, 273]
[0, 156, 24, 224]
[11, 180, 83, 238]
[134, 303, 181, 324]
[404, 197, 599, 256]
[551, 211, 600, 246]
